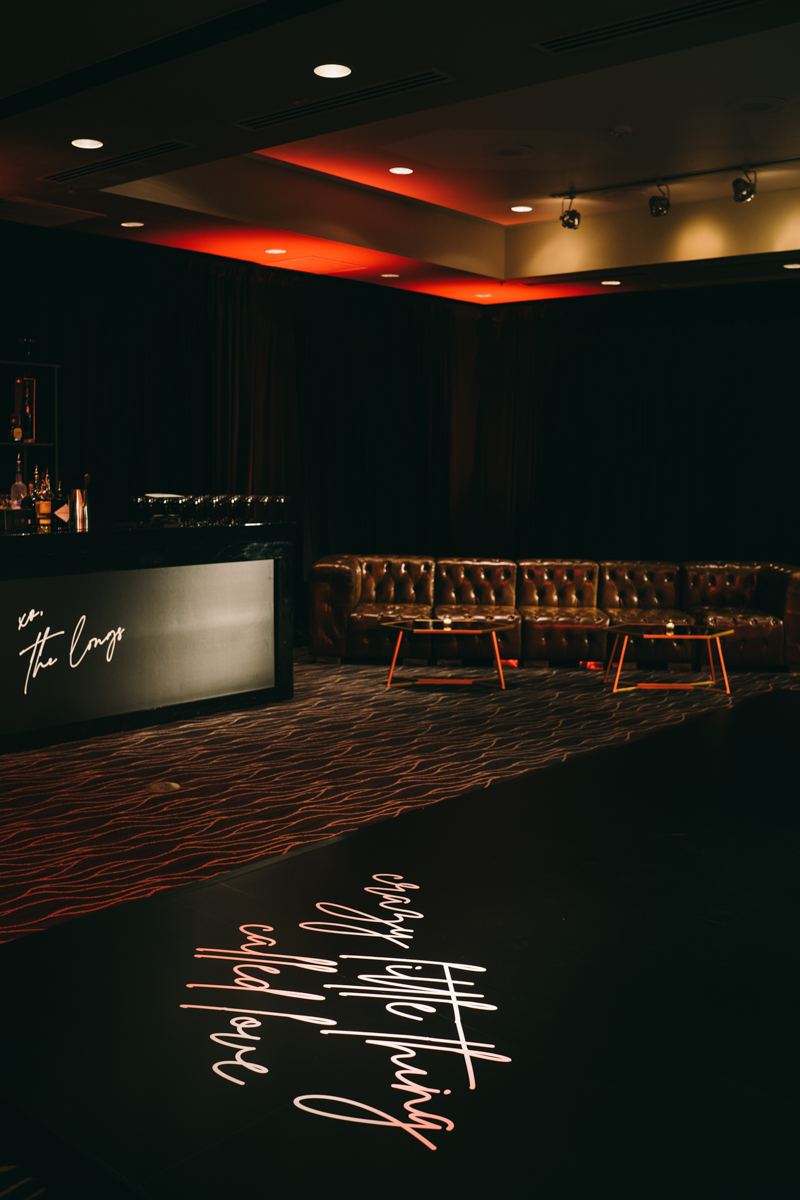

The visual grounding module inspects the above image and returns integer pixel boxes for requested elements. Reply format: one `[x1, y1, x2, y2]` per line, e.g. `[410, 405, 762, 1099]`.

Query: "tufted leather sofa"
[517, 561, 609, 662]
[681, 562, 797, 667]
[308, 554, 800, 668]
[310, 554, 436, 660]
[759, 564, 800, 667]
[599, 561, 693, 662]
[433, 559, 521, 659]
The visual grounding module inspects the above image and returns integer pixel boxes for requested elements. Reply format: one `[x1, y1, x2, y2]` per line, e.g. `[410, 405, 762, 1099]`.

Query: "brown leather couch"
[310, 555, 436, 660]
[518, 560, 609, 662]
[599, 561, 693, 663]
[308, 555, 520, 660]
[682, 562, 799, 668]
[308, 554, 800, 668]
[433, 559, 521, 659]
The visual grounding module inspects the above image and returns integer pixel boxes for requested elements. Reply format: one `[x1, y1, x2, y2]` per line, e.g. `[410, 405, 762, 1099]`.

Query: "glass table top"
[610, 623, 734, 638]
[380, 616, 516, 632]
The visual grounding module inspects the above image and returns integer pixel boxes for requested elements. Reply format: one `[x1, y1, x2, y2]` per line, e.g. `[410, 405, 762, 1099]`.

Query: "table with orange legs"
[603, 623, 734, 694]
[382, 619, 509, 689]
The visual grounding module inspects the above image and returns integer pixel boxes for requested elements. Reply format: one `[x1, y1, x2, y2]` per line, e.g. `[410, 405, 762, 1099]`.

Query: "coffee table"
[604, 622, 734, 694]
[381, 617, 512, 689]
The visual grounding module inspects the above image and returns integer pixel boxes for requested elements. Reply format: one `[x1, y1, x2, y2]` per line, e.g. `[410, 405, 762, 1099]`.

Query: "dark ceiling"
[2, 0, 800, 303]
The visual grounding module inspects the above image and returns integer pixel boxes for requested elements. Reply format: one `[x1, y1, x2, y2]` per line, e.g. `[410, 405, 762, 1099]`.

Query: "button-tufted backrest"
[755, 562, 795, 619]
[517, 560, 598, 608]
[357, 556, 435, 606]
[682, 562, 760, 609]
[435, 559, 517, 607]
[600, 562, 679, 609]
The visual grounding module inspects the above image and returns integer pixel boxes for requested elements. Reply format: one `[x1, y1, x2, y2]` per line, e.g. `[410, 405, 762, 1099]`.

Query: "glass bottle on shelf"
[10, 454, 27, 508]
[10, 413, 23, 441]
[52, 480, 69, 531]
[20, 479, 37, 529]
[36, 469, 53, 532]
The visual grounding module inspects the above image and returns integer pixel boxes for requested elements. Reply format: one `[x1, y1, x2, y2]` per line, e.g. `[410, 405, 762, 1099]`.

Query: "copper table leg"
[386, 630, 404, 688]
[611, 635, 629, 693]
[491, 630, 506, 690]
[604, 634, 620, 684]
[715, 636, 731, 695]
[706, 636, 716, 683]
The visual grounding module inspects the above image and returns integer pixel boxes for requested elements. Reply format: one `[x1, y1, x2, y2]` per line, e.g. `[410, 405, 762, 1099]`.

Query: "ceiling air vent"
[238, 69, 453, 132]
[44, 141, 192, 183]
[533, 0, 766, 53]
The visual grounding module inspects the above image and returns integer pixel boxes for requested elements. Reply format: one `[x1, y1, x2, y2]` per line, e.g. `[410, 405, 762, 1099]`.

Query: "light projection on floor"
[181, 873, 511, 1151]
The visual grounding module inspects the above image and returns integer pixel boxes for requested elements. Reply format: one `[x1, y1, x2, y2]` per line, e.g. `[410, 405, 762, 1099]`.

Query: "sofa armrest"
[309, 555, 362, 657]
[757, 564, 800, 664]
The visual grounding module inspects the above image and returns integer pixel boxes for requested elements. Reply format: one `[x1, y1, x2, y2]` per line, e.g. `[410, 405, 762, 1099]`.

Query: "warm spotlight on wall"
[732, 170, 756, 203]
[649, 182, 670, 217]
[560, 196, 580, 229]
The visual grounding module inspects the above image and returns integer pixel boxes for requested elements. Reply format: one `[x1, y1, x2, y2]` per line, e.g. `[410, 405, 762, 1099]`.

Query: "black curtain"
[2, 220, 797, 573]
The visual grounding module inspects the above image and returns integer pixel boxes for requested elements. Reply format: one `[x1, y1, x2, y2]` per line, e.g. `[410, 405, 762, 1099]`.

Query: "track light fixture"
[551, 155, 791, 210]
[732, 170, 756, 203]
[560, 196, 580, 229]
[649, 182, 670, 217]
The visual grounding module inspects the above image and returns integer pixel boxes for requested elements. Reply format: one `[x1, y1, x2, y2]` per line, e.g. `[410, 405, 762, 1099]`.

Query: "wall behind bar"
[1, 219, 798, 571]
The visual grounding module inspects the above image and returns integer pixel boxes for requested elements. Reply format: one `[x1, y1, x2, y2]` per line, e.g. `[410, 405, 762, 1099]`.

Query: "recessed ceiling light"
[381, 273, 399, 278]
[389, 167, 413, 175]
[120, 221, 144, 228]
[727, 96, 787, 115]
[511, 206, 532, 212]
[265, 248, 286, 254]
[601, 280, 621, 286]
[313, 64, 351, 78]
[782, 262, 800, 269]
[475, 293, 492, 298]
[71, 138, 103, 149]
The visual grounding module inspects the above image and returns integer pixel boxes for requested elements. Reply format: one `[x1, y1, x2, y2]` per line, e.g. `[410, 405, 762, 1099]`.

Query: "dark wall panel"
[1, 220, 797, 572]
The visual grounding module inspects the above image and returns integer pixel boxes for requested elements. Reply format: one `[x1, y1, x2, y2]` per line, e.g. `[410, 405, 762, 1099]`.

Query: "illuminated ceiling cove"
[2, 0, 800, 303]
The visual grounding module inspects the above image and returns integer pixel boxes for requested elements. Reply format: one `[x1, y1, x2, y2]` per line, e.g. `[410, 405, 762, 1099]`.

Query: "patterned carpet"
[1, 652, 798, 944]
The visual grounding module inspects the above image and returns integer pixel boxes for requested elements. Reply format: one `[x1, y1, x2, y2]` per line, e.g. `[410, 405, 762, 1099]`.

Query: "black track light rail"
[549, 152, 800, 197]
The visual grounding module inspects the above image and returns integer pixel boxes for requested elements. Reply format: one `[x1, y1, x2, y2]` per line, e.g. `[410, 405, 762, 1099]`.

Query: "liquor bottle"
[10, 413, 23, 441]
[36, 469, 53, 532]
[52, 480, 70, 531]
[20, 479, 37, 530]
[10, 454, 27, 508]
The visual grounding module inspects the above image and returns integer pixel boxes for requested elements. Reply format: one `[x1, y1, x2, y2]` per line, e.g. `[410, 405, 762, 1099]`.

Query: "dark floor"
[1, 683, 798, 1199]
[1, 655, 797, 941]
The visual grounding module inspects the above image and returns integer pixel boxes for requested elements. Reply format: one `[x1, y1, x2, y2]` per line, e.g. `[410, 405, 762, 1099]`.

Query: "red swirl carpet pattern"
[1, 654, 798, 943]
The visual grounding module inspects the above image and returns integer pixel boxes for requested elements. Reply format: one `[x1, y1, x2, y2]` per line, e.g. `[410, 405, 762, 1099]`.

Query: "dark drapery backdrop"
[2, 220, 798, 575]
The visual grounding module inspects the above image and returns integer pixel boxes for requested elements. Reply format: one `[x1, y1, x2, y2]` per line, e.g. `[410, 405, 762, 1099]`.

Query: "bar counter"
[0, 523, 293, 751]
